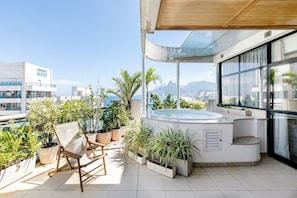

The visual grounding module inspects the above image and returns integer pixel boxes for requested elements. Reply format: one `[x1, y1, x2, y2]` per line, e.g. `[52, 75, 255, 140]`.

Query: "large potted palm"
[27, 98, 60, 164]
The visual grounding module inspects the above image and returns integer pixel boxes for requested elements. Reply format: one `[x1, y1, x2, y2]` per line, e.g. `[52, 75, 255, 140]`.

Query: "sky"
[0, 0, 216, 96]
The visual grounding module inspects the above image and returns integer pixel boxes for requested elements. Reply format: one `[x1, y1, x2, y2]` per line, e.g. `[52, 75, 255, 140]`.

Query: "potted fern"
[123, 122, 153, 164]
[146, 127, 199, 177]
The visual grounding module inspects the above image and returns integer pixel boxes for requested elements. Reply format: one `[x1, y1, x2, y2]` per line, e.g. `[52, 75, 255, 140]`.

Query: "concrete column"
[142, 53, 146, 116]
[176, 62, 180, 109]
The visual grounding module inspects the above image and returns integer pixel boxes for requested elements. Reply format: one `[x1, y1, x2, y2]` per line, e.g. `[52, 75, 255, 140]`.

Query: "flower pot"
[86, 133, 97, 142]
[147, 160, 176, 178]
[128, 151, 147, 165]
[38, 145, 59, 165]
[0, 156, 37, 189]
[97, 131, 112, 144]
[175, 159, 193, 177]
[112, 128, 122, 141]
[121, 126, 127, 136]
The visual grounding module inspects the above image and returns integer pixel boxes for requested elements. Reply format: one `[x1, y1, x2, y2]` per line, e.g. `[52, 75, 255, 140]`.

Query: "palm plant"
[108, 70, 142, 112]
[146, 67, 161, 111]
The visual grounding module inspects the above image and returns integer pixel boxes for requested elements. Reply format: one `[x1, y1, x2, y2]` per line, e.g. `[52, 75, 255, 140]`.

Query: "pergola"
[140, 0, 297, 115]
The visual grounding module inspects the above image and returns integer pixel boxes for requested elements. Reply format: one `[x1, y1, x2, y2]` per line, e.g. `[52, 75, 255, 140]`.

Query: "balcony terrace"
[1, 147, 297, 198]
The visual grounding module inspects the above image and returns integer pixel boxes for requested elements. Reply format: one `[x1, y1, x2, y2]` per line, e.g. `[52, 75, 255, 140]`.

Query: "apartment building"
[0, 62, 56, 115]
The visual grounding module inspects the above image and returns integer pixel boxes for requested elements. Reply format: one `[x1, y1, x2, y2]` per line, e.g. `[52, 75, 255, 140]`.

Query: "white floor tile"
[187, 175, 218, 190]
[107, 190, 137, 198]
[194, 190, 225, 198]
[138, 175, 164, 190]
[165, 190, 195, 198]
[209, 175, 245, 190]
[137, 190, 166, 198]
[161, 175, 191, 190]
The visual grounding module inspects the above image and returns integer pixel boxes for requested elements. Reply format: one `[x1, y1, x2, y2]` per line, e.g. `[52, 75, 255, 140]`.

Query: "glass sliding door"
[271, 112, 297, 163]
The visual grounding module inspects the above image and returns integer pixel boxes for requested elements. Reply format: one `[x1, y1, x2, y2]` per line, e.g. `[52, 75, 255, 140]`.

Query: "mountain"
[148, 80, 216, 99]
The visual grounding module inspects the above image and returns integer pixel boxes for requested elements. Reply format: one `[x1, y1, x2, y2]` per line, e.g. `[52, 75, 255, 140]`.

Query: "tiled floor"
[1, 148, 297, 198]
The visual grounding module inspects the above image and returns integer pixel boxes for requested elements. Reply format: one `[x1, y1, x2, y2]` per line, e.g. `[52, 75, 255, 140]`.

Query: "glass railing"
[26, 82, 56, 88]
[0, 81, 22, 86]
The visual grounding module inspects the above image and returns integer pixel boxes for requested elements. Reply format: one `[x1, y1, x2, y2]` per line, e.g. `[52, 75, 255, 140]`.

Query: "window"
[220, 45, 267, 108]
[270, 61, 297, 112]
[37, 69, 47, 77]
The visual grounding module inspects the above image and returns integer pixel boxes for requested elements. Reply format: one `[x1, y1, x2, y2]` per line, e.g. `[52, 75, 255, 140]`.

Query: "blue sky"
[0, 0, 215, 96]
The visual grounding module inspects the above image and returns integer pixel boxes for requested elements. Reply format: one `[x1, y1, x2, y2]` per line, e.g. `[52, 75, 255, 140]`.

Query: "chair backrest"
[53, 121, 86, 156]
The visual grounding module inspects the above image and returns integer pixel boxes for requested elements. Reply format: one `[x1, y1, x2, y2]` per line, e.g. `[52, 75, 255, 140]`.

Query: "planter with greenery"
[0, 122, 40, 189]
[123, 122, 153, 164]
[96, 105, 113, 144]
[146, 127, 199, 177]
[27, 98, 60, 164]
[109, 101, 129, 141]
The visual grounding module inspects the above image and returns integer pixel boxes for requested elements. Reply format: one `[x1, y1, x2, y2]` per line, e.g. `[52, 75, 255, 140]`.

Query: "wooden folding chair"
[48, 121, 107, 192]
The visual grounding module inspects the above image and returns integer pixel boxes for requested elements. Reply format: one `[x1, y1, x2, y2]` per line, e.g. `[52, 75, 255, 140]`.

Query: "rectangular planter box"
[175, 159, 193, 177]
[128, 151, 147, 165]
[147, 160, 176, 178]
[0, 156, 36, 189]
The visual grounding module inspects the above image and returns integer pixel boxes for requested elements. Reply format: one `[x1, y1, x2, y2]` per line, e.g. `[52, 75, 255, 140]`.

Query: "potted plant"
[123, 122, 153, 164]
[96, 106, 113, 144]
[0, 122, 40, 189]
[146, 127, 200, 177]
[109, 101, 129, 141]
[79, 86, 107, 142]
[27, 98, 60, 164]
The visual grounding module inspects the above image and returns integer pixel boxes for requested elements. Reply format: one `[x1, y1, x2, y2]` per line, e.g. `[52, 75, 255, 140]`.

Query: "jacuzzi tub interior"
[151, 109, 223, 122]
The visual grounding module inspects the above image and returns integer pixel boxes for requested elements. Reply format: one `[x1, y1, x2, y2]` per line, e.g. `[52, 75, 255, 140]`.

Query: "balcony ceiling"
[155, 0, 297, 31]
[141, 0, 297, 62]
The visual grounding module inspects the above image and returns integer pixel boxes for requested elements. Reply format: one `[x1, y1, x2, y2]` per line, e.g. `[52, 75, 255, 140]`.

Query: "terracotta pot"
[112, 128, 122, 141]
[97, 131, 112, 144]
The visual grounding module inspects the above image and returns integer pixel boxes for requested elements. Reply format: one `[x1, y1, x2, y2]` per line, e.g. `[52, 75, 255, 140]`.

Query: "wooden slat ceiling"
[157, 0, 297, 30]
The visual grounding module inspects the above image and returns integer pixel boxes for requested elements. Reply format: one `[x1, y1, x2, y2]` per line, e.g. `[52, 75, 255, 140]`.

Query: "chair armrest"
[61, 150, 81, 159]
[89, 141, 106, 148]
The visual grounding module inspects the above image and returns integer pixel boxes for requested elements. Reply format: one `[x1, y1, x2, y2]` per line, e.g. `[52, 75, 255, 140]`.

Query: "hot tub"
[143, 109, 262, 166]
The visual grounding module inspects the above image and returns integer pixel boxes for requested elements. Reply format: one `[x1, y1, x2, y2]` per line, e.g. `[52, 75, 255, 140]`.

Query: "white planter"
[0, 156, 36, 189]
[128, 151, 147, 165]
[175, 159, 193, 177]
[147, 160, 176, 178]
[86, 133, 97, 142]
[38, 145, 59, 165]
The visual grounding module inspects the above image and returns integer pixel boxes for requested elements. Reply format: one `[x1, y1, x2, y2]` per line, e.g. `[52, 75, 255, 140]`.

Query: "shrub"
[146, 127, 199, 168]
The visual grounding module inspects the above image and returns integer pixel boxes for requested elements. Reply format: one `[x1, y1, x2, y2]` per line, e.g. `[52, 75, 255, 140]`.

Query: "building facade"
[0, 62, 56, 115]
